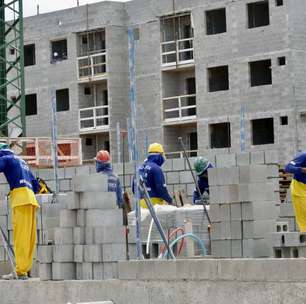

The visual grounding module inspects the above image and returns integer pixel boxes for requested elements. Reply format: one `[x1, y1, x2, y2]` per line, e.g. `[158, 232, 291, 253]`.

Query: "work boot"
[17, 274, 28, 280]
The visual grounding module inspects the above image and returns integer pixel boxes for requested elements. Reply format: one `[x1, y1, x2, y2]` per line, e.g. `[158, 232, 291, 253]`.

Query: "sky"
[24, 0, 129, 17]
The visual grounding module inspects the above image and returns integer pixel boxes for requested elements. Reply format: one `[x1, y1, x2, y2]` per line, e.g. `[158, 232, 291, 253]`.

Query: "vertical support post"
[240, 104, 246, 152]
[51, 89, 59, 194]
[128, 28, 142, 259]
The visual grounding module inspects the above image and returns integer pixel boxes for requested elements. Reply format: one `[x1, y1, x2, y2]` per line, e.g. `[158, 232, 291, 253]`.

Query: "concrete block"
[209, 204, 220, 222]
[73, 174, 108, 192]
[85, 226, 94, 245]
[103, 262, 118, 279]
[236, 152, 250, 166]
[220, 204, 230, 221]
[210, 185, 239, 204]
[231, 221, 242, 240]
[77, 209, 86, 227]
[166, 172, 179, 184]
[94, 226, 125, 244]
[265, 150, 279, 164]
[215, 154, 236, 168]
[231, 240, 242, 258]
[283, 232, 306, 247]
[37, 245, 53, 263]
[163, 159, 173, 171]
[59, 209, 77, 227]
[269, 232, 285, 247]
[112, 163, 123, 175]
[279, 203, 294, 217]
[93, 262, 104, 279]
[243, 239, 273, 257]
[102, 243, 126, 262]
[276, 221, 289, 232]
[172, 158, 185, 171]
[80, 262, 93, 280]
[243, 220, 276, 238]
[74, 245, 83, 262]
[239, 165, 268, 183]
[54, 227, 73, 244]
[64, 167, 76, 178]
[73, 227, 85, 244]
[211, 240, 231, 258]
[52, 262, 75, 280]
[242, 201, 279, 220]
[84, 244, 102, 262]
[211, 222, 221, 240]
[179, 171, 193, 184]
[208, 167, 239, 186]
[239, 183, 278, 202]
[220, 221, 231, 239]
[59, 179, 71, 192]
[86, 209, 123, 226]
[231, 203, 242, 221]
[53, 245, 74, 262]
[250, 151, 265, 164]
[38, 263, 52, 281]
[80, 191, 117, 210]
[76, 165, 90, 176]
[38, 169, 53, 180]
[57, 192, 79, 210]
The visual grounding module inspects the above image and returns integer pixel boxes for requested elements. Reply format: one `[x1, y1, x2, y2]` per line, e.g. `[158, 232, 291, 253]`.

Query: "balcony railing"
[161, 38, 194, 67]
[165, 150, 198, 159]
[163, 94, 196, 123]
[79, 105, 109, 133]
[77, 51, 106, 81]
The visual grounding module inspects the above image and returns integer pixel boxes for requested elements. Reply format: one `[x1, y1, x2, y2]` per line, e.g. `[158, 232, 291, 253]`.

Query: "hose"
[161, 233, 207, 259]
[159, 227, 185, 257]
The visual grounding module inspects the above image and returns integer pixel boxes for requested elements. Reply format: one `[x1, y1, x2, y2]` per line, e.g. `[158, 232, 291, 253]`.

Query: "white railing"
[77, 51, 106, 81]
[79, 105, 109, 132]
[165, 150, 198, 159]
[161, 38, 194, 67]
[163, 94, 196, 123]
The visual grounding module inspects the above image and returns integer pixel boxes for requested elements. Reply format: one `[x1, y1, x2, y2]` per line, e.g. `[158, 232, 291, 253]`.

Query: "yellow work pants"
[12, 204, 37, 276]
[140, 197, 167, 209]
[291, 194, 306, 232]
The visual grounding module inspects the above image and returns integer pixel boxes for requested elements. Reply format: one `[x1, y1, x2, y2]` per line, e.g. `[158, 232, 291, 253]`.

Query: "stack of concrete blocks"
[38, 173, 126, 281]
[276, 190, 296, 232]
[209, 164, 280, 258]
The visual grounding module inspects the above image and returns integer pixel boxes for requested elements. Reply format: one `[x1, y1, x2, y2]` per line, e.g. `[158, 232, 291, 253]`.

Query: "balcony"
[161, 38, 194, 68]
[77, 52, 106, 82]
[163, 94, 196, 124]
[79, 105, 109, 134]
[165, 150, 198, 159]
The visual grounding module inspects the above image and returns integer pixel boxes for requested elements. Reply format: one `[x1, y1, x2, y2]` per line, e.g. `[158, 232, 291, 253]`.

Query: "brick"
[54, 227, 73, 244]
[72, 173, 108, 192]
[53, 245, 74, 262]
[80, 191, 117, 209]
[59, 209, 77, 227]
[84, 244, 102, 262]
[52, 262, 75, 280]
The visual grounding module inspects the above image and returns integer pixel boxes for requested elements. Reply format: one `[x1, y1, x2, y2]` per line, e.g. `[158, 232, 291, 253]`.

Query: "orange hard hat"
[95, 150, 110, 163]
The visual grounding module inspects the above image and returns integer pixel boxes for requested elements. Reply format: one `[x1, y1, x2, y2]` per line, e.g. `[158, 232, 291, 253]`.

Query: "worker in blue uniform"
[95, 149, 123, 208]
[0, 143, 40, 280]
[285, 151, 306, 231]
[138, 143, 172, 208]
[193, 157, 213, 204]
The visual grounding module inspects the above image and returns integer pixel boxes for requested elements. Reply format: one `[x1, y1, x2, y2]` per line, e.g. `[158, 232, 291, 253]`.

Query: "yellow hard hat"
[148, 143, 165, 154]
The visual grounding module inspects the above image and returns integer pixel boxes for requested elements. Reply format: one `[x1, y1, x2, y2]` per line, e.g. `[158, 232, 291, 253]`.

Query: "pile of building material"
[37, 174, 126, 280]
[209, 164, 280, 258]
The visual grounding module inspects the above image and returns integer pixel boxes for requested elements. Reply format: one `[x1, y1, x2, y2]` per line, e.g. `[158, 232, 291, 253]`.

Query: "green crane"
[0, 0, 25, 137]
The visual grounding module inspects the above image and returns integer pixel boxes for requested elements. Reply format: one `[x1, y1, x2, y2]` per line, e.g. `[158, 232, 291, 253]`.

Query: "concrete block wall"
[37, 173, 126, 281]
[209, 164, 280, 258]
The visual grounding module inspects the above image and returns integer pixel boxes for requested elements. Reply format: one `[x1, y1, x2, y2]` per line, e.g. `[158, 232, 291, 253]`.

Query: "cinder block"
[86, 209, 123, 226]
[77, 209, 86, 227]
[59, 209, 77, 227]
[236, 152, 250, 166]
[283, 232, 306, 247]
[52, 262, 75, 280]
[76, 165, 90, 176]
[163, 159, 173, 171]
[39, 263, 52, 281]
[85, 226, 94, 244]
[59, 179, 71, 192]
[243, 220, 276, 239]
[74, 245, 83, 262]
[265, 150, 279, 164]
[239, 183, 278, 202]
[172, 158, 185, 171]
[103, 262, 118, 279]
[166, 172, 179, 184]
[179, 171, 193, 184]
[53, 245, 74, 262]
[242, 239, 272, 257]
[79, 262, 93, 280]
[239, 165, 268, 183]
[276, 221, 289, 232]
[72, 174, 108, 192]
[269, 232, 285, 247]
[208, 167, 239, 186]
[220, 221, 231, 240]
[94, 226, 125, 244]
[210, 185, 239, 204]
[65, 167, 76, 178]
[231, 221, 242, 240]
[102, 243, 126, 262]
[250, 151, 265, 164]
[211, 222, 221, 240]
[215, 154, 236, 168]
[231, 203, 242, 221]
[57, 192, 79, 210]
[37, 245, 53, 263]
[211, 240, 231, 258]
[84, 244, 102, 262]
[231, 240, 242, 258]
[54, 227, 73, 245]
[80, 192, 117, 210]
[93, 262, 104, 279]
[220, 204, 230, 221]
[279, 203, 294, 217]
[209, 204, 220, 222]
[73, 227, 85, 245]
[242, 201, 279, 220]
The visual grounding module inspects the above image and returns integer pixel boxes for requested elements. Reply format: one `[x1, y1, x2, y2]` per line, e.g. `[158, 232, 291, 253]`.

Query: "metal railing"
[161, 38, 194, 66]
[163, 94, 196, 123]
[79, 105, 109, 132]
[165, 150, 198, 159]
[77, 51, 106, 80]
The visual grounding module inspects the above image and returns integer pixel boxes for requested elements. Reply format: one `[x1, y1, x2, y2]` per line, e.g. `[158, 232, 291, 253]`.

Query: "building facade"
[20, 0, 306, 163]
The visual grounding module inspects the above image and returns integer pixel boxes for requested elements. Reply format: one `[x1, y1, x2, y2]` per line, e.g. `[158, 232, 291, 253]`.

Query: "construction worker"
[193, 157, 213, 204]
[138, 143, 172, 208]
[0, 143, 40, 280]
[95, 149, 123, 208]
[285, 151, 306, 232]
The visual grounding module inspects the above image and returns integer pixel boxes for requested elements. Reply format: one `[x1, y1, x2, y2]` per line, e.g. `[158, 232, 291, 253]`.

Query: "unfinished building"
[20, 0, 306, 163]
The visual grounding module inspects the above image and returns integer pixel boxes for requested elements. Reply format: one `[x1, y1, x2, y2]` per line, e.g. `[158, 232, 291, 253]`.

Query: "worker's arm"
[153, 167, 172, 204]
[116, 178, 124, 208]
[285, 153, 306, 174]
[0, 156, 7, 173]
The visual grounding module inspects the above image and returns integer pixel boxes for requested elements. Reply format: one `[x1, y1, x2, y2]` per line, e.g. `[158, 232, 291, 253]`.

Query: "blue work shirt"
[0, 149, 40, 193]
[285, 151, 306, 184]
[138, 153, 172, 204]
[193, 163, 213, 204]
[96, 161, 123, 207]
